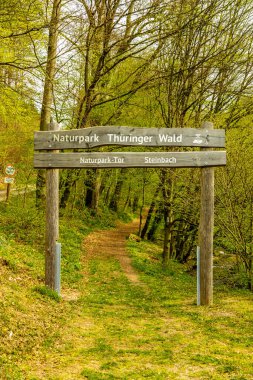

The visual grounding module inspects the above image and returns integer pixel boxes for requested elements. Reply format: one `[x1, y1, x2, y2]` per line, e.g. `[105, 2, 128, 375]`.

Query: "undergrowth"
[0, 195, 252, 379]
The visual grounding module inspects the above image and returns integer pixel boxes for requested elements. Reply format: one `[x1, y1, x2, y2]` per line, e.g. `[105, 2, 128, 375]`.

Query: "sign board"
[4, 177, 15, 184]
[34, 151, 226, 169]
[5, 164, 16, 176]
[34, 126, 225, 150]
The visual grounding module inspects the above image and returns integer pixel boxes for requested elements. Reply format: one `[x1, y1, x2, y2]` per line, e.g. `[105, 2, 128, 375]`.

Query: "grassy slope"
[0, 200, 253, 380]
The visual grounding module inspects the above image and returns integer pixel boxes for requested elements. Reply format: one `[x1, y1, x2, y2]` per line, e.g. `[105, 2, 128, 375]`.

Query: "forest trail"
[18, 217, 253, 380]
[82, 217, 142, 285]
[29, 217, 148, 379]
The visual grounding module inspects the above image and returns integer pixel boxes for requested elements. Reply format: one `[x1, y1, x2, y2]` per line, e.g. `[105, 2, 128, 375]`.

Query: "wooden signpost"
[199, 121, 215, 305]
[45, 122, 59, 291]
[34, 123, 226, 305]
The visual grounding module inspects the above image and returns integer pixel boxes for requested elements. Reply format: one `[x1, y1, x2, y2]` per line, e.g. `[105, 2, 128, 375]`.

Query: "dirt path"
[31, 218, 146, 379]
[82, 217, 142, 284]
[0, 186, 35, 202]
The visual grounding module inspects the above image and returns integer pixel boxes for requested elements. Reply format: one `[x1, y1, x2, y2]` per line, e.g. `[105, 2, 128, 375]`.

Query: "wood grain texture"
[34, 126, 225, 150]
[45, 122, 59, 290]
[34, 151, 226, 168]
[199, 121, 214, 306]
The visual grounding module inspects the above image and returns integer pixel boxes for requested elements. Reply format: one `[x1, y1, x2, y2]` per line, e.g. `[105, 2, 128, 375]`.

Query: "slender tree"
[36, 0, 62, 205]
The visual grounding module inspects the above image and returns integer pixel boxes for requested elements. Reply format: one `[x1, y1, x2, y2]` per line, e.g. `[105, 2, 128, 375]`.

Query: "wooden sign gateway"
[34, 122, 226, 307]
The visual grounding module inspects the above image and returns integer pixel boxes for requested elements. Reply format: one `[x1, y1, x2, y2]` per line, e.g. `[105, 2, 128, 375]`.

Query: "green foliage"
[0, 198, 44, 245]
[216, 127, 253, 288]
[117, 211, 133, 223]
[33, 286, 61, 302]
[60, 220, 85, 285]
[0, 90, 39, 192]
[128, 240, 176, 278]
[214, 257, 250, 290]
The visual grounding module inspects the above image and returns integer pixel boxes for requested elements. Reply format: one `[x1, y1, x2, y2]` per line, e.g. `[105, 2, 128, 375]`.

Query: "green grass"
[33, 286, 61, 302]
[0, 198, 253, 379]
[25, 240, 252, 379]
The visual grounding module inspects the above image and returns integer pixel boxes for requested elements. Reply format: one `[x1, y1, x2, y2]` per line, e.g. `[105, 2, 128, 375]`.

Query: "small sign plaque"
[4, 177, 15, 184]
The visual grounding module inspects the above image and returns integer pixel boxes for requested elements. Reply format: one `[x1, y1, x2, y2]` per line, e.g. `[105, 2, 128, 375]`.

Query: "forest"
[1, 0, 253, 378]
[1, 0, 253, 288]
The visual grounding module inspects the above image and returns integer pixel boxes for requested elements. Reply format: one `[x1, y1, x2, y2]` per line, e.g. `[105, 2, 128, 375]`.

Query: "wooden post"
[45, 121, 59, 290]
[6, 183, 11, 202]
[199, 121, 214, 306]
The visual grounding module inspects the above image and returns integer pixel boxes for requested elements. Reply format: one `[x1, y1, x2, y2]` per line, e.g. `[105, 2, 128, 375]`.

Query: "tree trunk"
[36, 0, 61, 207]
[141, 185, 160, 239]
[84, 169, 101, 211]
[162, 206, 170, 266]
[132, 196, 139, 212]
[109, 169, 125, 212]
[147, 203, 163, 241]
[60, 170, 79, 209]
[161, 173, 174, 265]
[249, 257, 253, 292]
[123, 185, 131, 211]
[92, 169, 101, 212]
[84, 169, 95, 208]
